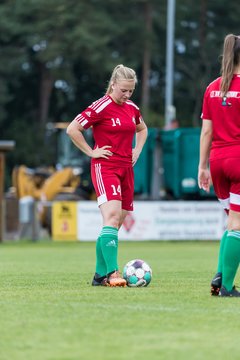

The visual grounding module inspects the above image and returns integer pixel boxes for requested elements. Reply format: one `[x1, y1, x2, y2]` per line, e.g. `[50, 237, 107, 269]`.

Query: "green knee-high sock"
[217, 230, 228, 273]
[95, 236, 107, 277]
[100, 226, 118, 275]
[222, 230, 240, 291]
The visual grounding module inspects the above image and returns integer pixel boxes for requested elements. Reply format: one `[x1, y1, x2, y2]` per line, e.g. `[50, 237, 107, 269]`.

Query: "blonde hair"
[106, 64, 137, 94]
[220, 34, 240, 96]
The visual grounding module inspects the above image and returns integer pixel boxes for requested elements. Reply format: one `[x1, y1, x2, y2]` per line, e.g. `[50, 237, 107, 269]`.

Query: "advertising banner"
[52, 201, 77, 241]
[77, 201, 226, 241]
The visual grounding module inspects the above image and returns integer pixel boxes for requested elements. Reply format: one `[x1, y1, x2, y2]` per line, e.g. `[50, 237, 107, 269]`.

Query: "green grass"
[1, 240, 240, 360]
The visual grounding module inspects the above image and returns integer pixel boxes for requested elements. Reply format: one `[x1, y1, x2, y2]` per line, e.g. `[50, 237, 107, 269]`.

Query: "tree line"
[0, 0, 240, 172]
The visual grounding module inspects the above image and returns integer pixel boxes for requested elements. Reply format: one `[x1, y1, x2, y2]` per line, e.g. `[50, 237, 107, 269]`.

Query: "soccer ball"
[123, 259, 152, 287]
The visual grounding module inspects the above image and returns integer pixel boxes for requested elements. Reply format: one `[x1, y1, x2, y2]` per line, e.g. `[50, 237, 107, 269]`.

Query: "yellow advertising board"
[52, 201, 77, 241]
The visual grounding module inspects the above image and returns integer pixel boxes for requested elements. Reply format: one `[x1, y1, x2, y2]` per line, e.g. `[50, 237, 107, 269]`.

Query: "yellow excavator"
[11, 123, 95, 232]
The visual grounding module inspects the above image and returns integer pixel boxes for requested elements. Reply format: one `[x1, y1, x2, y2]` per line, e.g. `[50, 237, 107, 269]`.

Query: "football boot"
[107, 271, 127, 287]
[219, 286, 240, 297]
[210, 272, 222, 296]
[92, 273, 109, 286]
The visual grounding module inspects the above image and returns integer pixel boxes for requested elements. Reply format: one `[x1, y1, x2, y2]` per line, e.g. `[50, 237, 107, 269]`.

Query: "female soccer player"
[67, 64, 148, 287]
[198, 34, 240, 297]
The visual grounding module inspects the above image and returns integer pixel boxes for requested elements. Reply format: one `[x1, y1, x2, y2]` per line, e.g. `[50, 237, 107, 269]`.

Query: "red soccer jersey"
[74, 95, 143, 166]
[201, 75, 240, 160]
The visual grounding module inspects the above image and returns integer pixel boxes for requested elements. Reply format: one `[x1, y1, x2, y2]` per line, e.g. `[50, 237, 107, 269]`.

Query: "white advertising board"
[77, 201, 226, 241]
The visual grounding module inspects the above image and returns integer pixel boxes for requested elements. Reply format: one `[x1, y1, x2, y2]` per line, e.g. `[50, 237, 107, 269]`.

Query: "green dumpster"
[160, 127, 215, 199]
[134, 128, 158, 196]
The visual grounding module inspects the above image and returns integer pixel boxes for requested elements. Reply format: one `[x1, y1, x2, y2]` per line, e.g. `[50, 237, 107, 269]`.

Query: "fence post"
[0, 141, 15, 242]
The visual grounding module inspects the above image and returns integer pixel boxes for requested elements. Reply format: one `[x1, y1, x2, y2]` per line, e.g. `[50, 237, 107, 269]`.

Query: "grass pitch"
[1, 240, 240, 360]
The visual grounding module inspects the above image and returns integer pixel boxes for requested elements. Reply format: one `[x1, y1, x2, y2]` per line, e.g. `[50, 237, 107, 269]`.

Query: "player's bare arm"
[198, 119, 212, 192]
[132, 122, 148, 166]
[66, 120, 113, 159]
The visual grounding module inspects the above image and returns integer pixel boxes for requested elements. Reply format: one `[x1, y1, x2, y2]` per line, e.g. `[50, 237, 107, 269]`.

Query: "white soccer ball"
[123, 259, 152, 287]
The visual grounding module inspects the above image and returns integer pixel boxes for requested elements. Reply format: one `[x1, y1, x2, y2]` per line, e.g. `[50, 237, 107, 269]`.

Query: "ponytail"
[220, 34, 240, 96]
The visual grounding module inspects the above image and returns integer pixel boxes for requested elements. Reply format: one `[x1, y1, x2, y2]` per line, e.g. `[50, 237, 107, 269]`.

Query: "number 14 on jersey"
[111, 118, 121, 126]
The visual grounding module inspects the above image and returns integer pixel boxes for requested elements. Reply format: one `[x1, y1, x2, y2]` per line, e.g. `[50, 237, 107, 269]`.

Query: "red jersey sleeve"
[73, 106, 100, 129]
[136, 110, 144, 125]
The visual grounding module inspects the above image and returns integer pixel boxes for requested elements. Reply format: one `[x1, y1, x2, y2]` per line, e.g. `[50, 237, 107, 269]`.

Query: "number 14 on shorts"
[111, 184, 121, 195]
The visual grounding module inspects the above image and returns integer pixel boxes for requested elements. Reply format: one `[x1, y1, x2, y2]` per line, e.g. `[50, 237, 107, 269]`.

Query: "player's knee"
[110, 215, 121, 228]
[228, 211, 240, 231]
[104, 211, 121, 228]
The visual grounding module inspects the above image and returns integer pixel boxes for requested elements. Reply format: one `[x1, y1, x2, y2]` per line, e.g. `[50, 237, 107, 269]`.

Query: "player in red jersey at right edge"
[67, 65, 148, 287]
[198, 34, 240, 297]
